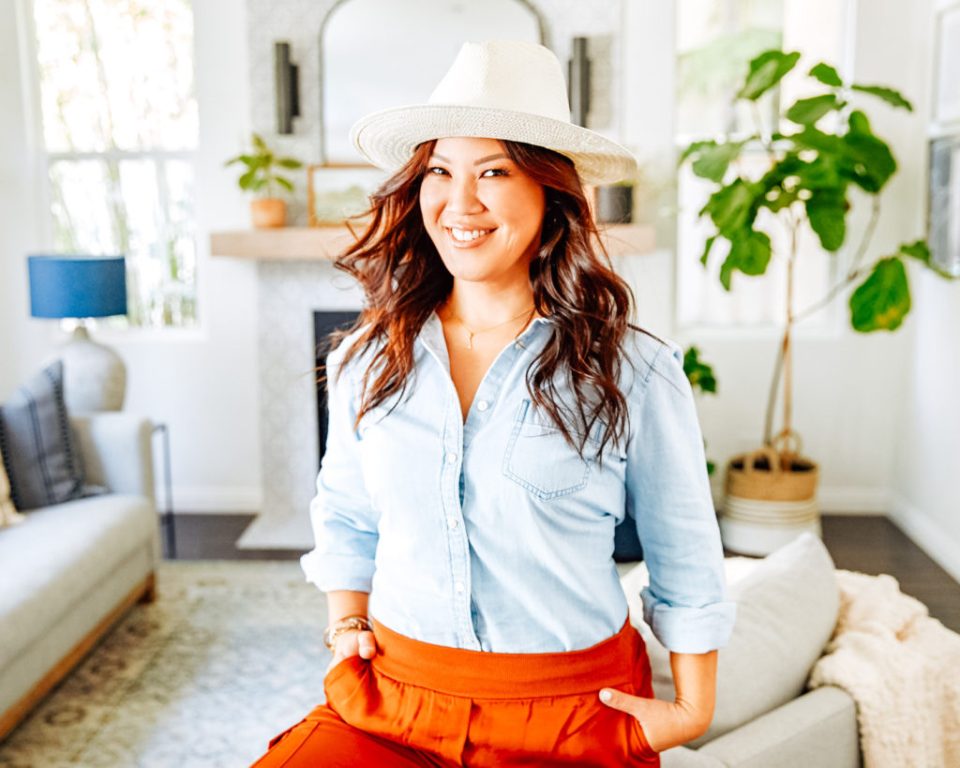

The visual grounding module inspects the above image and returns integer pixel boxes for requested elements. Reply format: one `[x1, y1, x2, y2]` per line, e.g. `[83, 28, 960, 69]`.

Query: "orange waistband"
[368, 614, 645, 699]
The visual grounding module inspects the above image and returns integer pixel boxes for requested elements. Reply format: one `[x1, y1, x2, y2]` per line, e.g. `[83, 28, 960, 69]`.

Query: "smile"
[445, 227, 495, 247]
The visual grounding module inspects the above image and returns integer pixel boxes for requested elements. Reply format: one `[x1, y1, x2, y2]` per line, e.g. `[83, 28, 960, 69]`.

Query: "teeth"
[449, 227, 492, 242]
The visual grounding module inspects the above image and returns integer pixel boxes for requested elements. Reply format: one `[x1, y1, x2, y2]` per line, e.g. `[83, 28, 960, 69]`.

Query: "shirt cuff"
[300, 550, 375, 593]
[640, 586, 738, 653]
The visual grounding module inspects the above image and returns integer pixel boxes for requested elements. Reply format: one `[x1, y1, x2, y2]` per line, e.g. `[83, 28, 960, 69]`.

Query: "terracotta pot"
[251, 198, 286, 228]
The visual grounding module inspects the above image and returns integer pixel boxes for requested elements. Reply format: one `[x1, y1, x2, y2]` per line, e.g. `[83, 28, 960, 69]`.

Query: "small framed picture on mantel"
[307, 163, 389, 227]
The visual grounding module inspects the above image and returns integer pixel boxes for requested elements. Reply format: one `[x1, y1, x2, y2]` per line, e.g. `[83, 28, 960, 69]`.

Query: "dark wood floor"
[161, 513, 960, 633]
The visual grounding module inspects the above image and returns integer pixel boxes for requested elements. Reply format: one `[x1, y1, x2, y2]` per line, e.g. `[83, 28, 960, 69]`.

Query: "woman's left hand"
[598, 687, 710, 753]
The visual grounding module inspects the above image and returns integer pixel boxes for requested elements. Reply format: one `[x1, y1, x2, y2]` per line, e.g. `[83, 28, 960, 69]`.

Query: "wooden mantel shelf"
[210, 223, 655, 262]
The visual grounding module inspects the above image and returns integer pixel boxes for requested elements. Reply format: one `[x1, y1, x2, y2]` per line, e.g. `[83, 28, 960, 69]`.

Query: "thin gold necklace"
[443, 304, 536, 350]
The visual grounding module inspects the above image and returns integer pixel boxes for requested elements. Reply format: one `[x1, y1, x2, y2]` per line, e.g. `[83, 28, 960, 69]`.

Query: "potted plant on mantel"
[680, 49, 958, 556]
[224, 132, 303, 228]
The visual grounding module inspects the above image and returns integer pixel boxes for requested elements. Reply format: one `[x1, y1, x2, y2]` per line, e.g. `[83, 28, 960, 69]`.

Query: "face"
[419, 136, 546, 285]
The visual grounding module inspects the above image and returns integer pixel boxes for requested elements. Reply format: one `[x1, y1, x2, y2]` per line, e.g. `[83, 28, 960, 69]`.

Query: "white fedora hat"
[349, 40, 638, 187]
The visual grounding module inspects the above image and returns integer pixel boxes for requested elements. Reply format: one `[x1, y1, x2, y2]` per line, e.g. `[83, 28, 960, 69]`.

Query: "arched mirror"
[319, 0, 546, 164]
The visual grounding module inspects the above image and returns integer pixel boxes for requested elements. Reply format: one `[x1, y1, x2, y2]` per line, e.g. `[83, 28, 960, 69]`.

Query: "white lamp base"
[46, 325, 127, 412]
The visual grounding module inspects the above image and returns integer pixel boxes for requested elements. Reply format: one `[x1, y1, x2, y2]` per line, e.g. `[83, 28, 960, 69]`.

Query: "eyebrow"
[429, 152, 510, 165]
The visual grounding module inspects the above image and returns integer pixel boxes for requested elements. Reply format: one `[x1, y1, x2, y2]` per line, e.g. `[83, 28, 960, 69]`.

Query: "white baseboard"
[887, 492, 960, 586]
[160, 487, 262, 514]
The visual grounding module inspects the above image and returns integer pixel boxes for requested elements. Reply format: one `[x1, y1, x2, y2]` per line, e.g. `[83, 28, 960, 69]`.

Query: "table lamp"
[27, 254, 129, 413]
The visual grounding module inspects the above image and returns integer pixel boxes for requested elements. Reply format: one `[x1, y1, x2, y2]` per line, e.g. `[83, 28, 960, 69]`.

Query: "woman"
[251, 40, 736, 767]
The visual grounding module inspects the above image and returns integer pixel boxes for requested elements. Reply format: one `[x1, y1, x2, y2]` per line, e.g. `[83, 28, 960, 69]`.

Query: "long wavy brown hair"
[318, 137, 664, 466]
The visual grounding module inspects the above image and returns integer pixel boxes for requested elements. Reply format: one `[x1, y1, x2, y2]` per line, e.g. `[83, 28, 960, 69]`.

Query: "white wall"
[0, 0, 262, 513]
[888, 0, 960, 583]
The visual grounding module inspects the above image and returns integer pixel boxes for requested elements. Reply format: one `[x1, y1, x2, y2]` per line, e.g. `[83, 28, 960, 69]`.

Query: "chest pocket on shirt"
[502, 398, 605, 501]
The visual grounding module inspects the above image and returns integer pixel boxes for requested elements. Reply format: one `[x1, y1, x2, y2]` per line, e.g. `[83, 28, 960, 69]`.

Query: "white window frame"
[15, 0, 205, 345]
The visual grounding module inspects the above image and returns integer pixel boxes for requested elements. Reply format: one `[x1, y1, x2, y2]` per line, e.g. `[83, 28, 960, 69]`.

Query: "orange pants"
[249, 613, 661, 767]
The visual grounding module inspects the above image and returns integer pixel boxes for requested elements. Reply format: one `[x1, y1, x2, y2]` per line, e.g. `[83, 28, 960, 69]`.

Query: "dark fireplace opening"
[314, 310, 361, 470]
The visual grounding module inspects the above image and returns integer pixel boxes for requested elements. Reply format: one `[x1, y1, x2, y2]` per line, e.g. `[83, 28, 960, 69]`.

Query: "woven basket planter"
[720, 440, 821, 556]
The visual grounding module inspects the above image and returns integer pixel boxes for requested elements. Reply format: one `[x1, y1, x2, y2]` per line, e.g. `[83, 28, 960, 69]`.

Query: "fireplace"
[314, 310, 361, 470]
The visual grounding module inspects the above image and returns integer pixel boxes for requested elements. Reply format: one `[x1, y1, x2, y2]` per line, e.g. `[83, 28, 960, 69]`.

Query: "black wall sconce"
[568, 36, 590, 127]
[275, 41, 300, 135]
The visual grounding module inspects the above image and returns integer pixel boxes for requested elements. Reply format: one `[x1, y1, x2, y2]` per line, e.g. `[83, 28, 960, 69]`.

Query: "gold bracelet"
[322, 614, 372, 651]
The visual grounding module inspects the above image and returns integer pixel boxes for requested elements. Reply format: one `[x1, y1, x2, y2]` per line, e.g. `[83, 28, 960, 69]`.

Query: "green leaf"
[842, 129, 897, 192]
[737, 50, 801, 101]
[847, 109, 872, 135]
[700, 178, 759, 235]
[719, 229, 772, 290]
[252, 132, 269, 152]
[683, 346, 718, 394]
[805, 188, 848, 251]
[700, 235, 717, 267]
[274, 175, 295, 193]
[238, 168, 259, 190]
[694, 141, 749, 183]
[809, 62, 842, 87]
[849, 257, 911, 331]
[785, 94, 841, 125]
[795, 154, 843, 191]
[277, 157, 303, 169]
[850, 84, 913, 111]
[679, 139, 714, 165]
[899, 240, 930, 265]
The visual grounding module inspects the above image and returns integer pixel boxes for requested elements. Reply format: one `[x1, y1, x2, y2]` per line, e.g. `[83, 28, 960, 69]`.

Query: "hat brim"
[349, 104, 638, 187]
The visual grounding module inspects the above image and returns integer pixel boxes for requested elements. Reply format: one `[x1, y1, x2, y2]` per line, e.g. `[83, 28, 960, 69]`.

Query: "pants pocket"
[626, 714, 659, 758]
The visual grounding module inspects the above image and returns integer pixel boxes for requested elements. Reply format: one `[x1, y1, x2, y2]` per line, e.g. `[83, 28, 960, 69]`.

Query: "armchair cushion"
[620, 531, 839, 746]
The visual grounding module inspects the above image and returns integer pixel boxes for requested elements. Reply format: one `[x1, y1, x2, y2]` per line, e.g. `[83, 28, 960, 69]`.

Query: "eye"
[482, 167, 509, 177]
[425, 166, 448, 176]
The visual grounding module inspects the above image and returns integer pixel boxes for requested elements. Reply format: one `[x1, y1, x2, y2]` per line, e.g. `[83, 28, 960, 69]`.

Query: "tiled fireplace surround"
[237, 0, 626, 548]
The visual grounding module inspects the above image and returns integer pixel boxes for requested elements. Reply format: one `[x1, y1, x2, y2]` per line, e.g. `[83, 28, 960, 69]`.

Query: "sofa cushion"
[0, 494, 156, 670]
[619, 531, 839, 746]
[0, 360, 106, 511]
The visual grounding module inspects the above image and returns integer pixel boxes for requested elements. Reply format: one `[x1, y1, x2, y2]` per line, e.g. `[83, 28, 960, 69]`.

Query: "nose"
[444, 175, 485, 216]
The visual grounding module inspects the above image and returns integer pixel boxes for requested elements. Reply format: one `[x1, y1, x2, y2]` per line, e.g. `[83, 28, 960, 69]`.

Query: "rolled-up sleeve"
[626, 338, 737, 653]
[299, 342, 379, 593]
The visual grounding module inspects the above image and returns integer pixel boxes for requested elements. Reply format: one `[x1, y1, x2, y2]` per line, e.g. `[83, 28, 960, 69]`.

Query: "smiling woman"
[249, 40, 736, 767]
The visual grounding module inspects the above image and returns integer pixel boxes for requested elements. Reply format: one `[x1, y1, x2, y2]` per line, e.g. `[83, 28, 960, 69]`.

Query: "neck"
[440, 285, 539, 329]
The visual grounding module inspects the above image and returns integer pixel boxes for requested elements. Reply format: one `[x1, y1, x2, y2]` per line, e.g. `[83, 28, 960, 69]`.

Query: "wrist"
[323, 614, 372, 651]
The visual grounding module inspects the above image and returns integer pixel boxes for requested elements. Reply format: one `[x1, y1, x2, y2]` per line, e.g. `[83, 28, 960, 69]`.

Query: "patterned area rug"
[0, 561, 331, 768]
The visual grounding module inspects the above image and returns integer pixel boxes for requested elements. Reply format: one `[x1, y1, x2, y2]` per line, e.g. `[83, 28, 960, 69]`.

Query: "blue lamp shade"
[28, 255, 128, 319]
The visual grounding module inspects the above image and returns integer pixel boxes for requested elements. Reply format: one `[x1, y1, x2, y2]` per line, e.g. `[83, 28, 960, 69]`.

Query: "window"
[28, 0, 199, 330]
[675, 0, 852, 330]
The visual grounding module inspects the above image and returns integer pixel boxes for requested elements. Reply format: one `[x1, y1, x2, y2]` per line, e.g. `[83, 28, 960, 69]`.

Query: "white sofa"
[619, 532, 862, 768]
[0, 412, 160, 740]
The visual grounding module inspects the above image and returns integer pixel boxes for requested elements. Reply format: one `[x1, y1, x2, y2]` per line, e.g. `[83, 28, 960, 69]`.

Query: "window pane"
[49, 158, 198, 328]
[33, 0, 198, 152]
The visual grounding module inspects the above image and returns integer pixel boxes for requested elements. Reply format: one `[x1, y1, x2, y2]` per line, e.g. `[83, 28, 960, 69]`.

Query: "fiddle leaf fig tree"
[680, 49, 957, 452]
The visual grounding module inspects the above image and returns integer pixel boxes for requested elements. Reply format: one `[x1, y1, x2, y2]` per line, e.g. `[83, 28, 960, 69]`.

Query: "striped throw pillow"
[0, 359, 99, 511]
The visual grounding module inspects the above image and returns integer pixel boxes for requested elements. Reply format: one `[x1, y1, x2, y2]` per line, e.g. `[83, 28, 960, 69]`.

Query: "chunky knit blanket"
[807, 569, 960, 767]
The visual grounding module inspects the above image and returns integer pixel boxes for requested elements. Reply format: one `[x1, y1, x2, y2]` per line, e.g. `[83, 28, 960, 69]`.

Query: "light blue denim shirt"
[300, 310, 737, 654]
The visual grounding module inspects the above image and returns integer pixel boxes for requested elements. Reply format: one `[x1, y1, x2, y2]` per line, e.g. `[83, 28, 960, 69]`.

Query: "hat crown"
[427, 40, 572, 123]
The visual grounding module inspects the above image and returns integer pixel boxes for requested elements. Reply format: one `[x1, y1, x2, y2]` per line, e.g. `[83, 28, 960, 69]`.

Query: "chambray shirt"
[300, 310, 737, 654]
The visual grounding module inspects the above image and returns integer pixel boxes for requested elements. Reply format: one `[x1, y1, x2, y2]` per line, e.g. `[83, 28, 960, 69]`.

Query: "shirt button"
[454, 581, 465, 594]
[476, 400, 488, 411]
[447, 515, 459, 529]
[445, 452, 458, 464]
